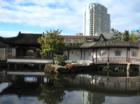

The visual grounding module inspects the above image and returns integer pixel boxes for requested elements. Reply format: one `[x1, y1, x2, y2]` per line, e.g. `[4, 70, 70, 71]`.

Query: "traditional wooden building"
[65, 34, 140, 73]
[3, 32, 41, 57]
[64, 34, 108, 64]
[0, 41, 16, 60]
[0, 32, 96, 60]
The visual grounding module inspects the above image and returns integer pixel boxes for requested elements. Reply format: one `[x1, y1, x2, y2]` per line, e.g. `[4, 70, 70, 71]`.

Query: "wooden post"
[126, 63, 130, 77]
[107, 48, 110, 78]
[84, 49, 85, 60]
[68, 49, 70, 60]
[138, 65, 140, 75]
[81, 49, 82, 60]
[15, 64, 17, 70]
[7, 63, 10, 71]
[39, 64, 42, 70]
[107, 48, 110, 63]
[96, 49, 97, 63]
[126, 48, 130, 62]
[126, 63, 130, 91]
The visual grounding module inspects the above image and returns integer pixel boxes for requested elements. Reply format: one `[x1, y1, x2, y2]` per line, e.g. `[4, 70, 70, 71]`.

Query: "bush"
[54, 55, 65, 65]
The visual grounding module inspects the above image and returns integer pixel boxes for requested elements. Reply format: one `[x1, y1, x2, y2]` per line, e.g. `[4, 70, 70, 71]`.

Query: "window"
[99, 50, 107, 56]
[101, 50, 107, 56]
[7, 48, 13, 57]
[131, 51, 137, 57]
[89, 51, 91, 56]
[115, 50, 121, 56]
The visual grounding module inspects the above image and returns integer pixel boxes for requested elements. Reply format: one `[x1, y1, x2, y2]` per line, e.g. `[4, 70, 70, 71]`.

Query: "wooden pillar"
[80, 49, 82, 60]
[15, 64, 17, 70]
[126, 48, 130, 62]
[126, 63, 130, 77]
[7, 63, 10, 71]
[68, 50, 70, 60]
[126, 63, 130, 91]
[96, 49, 97, 63]
[39, 64, 42, 70]
[138, 65, 140, 75]
[107, 48, 110, 63]
[107, 48, 110, 78]
[84, 49, 85, 60]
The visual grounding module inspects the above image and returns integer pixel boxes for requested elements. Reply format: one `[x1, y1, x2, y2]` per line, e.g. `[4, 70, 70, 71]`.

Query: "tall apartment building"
[84, 3, 110, 36]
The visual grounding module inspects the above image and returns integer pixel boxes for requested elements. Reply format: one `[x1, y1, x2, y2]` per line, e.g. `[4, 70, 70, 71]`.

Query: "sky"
[0, 0, 140, 37]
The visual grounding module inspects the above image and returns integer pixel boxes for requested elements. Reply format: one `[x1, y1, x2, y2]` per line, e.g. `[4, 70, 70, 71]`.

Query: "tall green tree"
[129, 33, 137, 42]
[38, 29, 65, 58]
[123, 30, 129, 41]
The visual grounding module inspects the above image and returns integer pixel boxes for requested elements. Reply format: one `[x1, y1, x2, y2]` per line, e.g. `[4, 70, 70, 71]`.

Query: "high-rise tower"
[84, 3, 110, 36]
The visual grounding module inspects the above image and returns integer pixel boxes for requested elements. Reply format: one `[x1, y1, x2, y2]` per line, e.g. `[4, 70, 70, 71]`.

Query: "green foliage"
[39, 84, 65, 104]
[111, 29, 138, 42]
[111, 29, 123, 40]
[123, 30, 129, 41]
[129, 33, 137, 42]
[54, 55, 65, 65]
[38, 29, 65, 57]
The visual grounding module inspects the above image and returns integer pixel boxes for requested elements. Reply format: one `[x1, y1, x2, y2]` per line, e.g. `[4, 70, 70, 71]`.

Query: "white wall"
[130, 49, 137, 58]
[93, 48, 138, 60]
[69, 49, 81, 61]
[82, 49, 93, 60]
[12, 48, 16, 57]
[109, 48, 127, 58]
[68, 49, 93, 61]
[67, 48, 139, 62]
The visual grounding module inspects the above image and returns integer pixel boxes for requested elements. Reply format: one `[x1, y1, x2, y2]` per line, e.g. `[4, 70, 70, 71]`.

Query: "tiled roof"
[80, 42, 96, 48]
[0, 37, 10, 47]
[93, 40, 139, 48]
[15, 32, 41, 45]
[4, 32, 42, 46]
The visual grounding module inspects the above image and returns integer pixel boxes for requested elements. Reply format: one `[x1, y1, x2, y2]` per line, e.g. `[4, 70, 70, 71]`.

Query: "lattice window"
[115, 50, 121, 56]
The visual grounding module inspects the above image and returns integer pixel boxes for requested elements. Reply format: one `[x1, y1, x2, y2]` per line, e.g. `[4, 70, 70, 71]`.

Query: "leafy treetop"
[38, 29, 65, 56]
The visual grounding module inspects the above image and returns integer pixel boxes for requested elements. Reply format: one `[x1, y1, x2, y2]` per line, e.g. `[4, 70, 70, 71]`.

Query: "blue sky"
[0, 0, 140, 37]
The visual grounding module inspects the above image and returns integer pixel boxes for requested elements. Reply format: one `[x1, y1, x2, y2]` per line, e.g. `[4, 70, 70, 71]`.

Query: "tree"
[38, 29, 65, 59]
[129, 33, 137, 42]
[111, 29, 123, 40]
[123, 30, 129, 41]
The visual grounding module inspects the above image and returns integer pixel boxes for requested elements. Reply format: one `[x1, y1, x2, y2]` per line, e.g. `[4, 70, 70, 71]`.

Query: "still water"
[0, 74, 140, 104]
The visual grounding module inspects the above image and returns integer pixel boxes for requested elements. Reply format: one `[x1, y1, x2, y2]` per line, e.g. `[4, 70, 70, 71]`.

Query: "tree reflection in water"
[39, 79, 65, 104]
[39, 74, 105, 104]
[1, 74, 140, 104]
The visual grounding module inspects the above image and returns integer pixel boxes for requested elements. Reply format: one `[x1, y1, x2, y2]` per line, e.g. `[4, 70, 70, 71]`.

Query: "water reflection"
[0, 83, 9, 93]
[0, 74, 140, 104]
[39, 83, 65, 104]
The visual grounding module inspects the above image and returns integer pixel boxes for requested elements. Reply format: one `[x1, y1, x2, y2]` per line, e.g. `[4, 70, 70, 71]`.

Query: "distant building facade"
[84, 3, 110, 36]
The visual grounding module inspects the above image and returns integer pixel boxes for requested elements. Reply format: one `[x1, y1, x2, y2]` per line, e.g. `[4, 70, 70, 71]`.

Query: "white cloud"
[0, 30, 18, 37]
[0, 30, 42, 37]
[0, 0, 140, 36]
[0, 0, 87, 33]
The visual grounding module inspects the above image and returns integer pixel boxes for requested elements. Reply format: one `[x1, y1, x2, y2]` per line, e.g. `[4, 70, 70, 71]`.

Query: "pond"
[0, 74, 140, 104]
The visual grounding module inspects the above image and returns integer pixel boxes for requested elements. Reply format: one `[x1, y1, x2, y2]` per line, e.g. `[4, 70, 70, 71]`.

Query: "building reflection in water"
[0, 74, 140, 104]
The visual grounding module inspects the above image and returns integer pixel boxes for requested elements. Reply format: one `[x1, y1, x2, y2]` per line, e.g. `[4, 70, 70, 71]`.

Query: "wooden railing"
[93, 57, 140, 64]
